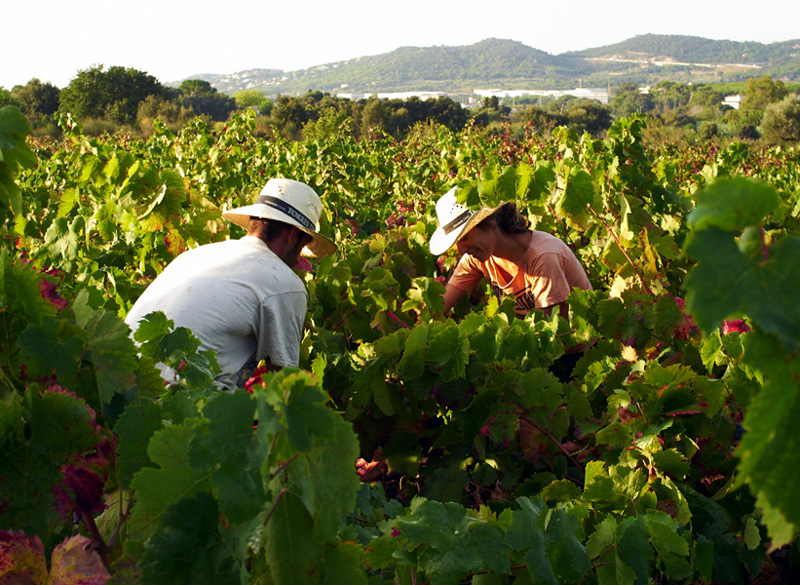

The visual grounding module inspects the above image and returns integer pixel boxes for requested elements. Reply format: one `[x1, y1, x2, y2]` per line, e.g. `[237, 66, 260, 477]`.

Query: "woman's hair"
[478, 203, 529, 234]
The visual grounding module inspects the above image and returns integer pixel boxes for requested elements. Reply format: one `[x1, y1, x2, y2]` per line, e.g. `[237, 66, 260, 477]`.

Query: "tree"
[233, 89, 272, 115]
[11, 79, 60, 122]
[361, 97, 387, 136]
[59, 65, 171, 125]
[565, 99, 613, 136]
[176, 80, 238, 121]
[610, 83, 654, 118]
[760, 96, 800, 144]
[0, 87, 20, 109]
[426, 96, 468, 132]
[742, 75, 788, 112]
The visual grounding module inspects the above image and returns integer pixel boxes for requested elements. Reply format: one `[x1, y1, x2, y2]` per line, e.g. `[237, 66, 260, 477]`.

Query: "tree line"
[2, 64, 799, 145]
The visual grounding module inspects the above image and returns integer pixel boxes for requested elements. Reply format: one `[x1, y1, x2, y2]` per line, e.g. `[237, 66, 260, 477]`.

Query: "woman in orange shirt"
[429, 187, 593, 379]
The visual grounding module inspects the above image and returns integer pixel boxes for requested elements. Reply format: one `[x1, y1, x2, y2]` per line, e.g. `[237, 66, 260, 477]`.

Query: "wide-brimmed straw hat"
[223, 178, 337, 258]
[429, 187, 499, 255]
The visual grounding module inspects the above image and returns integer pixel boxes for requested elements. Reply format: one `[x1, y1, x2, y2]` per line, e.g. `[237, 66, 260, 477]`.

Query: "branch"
[81, 511, 109, 571]
[587, 205, 653, 296]
[519, 413, 585, 478]
[263, 488, 288, 527]
[270, 452, 301, 480]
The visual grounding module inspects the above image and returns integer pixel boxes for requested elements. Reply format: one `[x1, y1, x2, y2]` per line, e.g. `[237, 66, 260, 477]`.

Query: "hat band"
[442, 210, 473, 235]
[257, 195, 315, 231]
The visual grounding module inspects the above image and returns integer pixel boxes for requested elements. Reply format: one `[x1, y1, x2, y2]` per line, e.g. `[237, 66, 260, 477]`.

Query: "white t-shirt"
[125, 236, 307, 391]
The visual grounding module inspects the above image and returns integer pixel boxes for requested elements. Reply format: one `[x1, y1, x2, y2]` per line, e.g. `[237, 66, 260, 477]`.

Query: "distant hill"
[179, 35, 800, 96]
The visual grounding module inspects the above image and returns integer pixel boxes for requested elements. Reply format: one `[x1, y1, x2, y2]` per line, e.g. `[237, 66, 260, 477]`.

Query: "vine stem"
[270, 452, 300, 480]
[81, 511, 109, 570]
[586, 204, 653, 296]
[518, 412, 586, 478]
[263, 488, 287, 527]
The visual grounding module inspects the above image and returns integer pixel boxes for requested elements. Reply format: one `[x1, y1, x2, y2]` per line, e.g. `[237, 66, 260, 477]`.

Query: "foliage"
[2, 107, 800, 584]
[761, 96, 800, 144]
[58, 65, 172, 126]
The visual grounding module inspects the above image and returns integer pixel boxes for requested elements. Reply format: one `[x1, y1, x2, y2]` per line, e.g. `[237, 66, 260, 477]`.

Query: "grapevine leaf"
[645, 512, 691, 580]
[50, 534, 112, 585]
[395, 499, 508, 585]
[277, 371, 337, 452]
[322, 542, 368, 585]
[128, 423, 212, 545]
[43, 217, 81, 261]
[286, 411, 360, 544]
[684, 230, 800, 349]
[132, 311, 201, 362]
[616, 517, 654, 585]
[139, 492, 238, 585]
[426, 322, 469, 381]
[113, 398, 163, 488]
[736, 330, 800, 528]
[688, 177, 779, 232]
[17, 317, 85, 383]
[559, 169, 595, 218]
[547, 509, 591, 583]
[586, 515, 617, 559]
[398, 323, 429, 381]
[81, 310, 138, 402]
[189, 390, 265, 524]
[265, 491, 324, 585]
[0, 530, 49, 585]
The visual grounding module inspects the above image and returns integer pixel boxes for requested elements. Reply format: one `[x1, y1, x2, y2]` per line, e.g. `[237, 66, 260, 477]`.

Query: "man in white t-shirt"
[125, 178, 337, 391]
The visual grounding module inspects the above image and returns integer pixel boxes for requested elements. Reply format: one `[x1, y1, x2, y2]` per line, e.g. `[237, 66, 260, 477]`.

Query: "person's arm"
[443, 282, 469, 313]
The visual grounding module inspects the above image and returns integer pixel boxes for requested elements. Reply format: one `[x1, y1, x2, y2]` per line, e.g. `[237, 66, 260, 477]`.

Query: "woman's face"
[456, 225, 495, 262]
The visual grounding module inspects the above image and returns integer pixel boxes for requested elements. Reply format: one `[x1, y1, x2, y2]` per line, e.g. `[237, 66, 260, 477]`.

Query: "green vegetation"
[2, 103, 800, 583]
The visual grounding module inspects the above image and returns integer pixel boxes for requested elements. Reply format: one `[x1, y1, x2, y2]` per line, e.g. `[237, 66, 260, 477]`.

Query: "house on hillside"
[722, 95, 744, 110]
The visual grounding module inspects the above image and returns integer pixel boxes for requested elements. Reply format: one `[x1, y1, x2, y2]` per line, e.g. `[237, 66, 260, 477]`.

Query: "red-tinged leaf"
[49, 534, 111, 585]
[0, 530, 49, 584]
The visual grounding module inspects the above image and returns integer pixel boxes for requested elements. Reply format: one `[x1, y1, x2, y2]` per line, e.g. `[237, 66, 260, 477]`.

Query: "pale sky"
[4, 0, 799, 90]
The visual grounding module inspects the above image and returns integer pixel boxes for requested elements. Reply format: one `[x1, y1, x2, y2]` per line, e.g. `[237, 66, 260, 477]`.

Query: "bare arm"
[443, 282, 469, 313]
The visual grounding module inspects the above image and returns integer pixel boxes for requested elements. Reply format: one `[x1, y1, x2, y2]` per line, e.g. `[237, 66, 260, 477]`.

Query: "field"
[1, 105, 800, 584]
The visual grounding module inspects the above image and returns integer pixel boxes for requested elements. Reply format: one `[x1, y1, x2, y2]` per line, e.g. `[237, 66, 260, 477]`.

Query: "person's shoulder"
[529, 231, 574, 254]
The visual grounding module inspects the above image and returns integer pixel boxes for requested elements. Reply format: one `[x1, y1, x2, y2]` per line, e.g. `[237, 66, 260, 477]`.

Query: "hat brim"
[223, 204, 337, 258]
[429, 206, 498, 256]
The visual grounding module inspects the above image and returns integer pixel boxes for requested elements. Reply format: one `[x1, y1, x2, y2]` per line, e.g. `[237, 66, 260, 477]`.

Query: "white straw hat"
[429, 187, 499, 255]
[223, 178, 337, 258]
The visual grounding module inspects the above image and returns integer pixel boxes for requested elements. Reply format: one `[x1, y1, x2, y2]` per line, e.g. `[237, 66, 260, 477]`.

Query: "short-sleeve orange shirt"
[448, 231, 592, 317]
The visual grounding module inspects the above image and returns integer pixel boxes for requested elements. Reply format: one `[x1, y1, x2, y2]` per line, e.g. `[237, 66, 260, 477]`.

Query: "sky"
[4, 0, 800, 90]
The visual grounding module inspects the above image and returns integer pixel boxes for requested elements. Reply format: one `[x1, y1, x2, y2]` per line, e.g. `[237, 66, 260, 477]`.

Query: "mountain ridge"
[179, 35, 800, 96]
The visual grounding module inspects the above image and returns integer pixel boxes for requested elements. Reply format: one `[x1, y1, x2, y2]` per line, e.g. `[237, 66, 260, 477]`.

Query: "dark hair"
[477, 203, 529, 234]
[247, 217, 292, 241]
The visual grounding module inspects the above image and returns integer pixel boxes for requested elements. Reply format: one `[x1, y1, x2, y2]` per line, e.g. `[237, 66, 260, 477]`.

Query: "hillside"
[182, 35, 800, 96]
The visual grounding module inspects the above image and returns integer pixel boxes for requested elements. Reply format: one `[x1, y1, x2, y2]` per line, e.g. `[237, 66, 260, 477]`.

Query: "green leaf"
[322, 542, 368, 585]
[395, 499, 509, 585]
[645, 512, 691, 580]
[81, 310, 138, 402]
[265, 491, 324, 585]
[559, 169, 595, 217]
[189, 390, 266, 524]
[276, 371, 337, 452]
[288, 414, 360, 544]
[688, 177, 779, 232]
[128, 423, 213, 544]
[139, 492, 239, 585]
[398, 323, 429, 381]
[17, 317, 85, 383]
[133, 311, 201, 362]
[736, 330, 800, 528]
[427, 322, 470, 381]
[113, 398, 163, 488]
[684, 231, 800, 349]
[616, 517, 654, 585]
